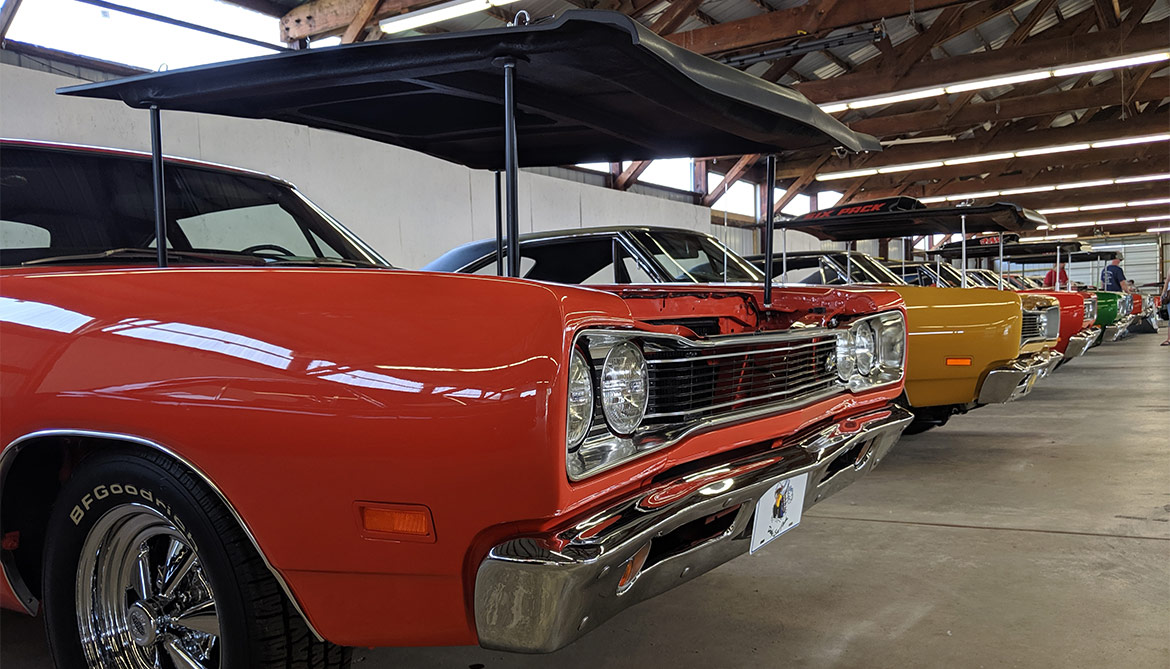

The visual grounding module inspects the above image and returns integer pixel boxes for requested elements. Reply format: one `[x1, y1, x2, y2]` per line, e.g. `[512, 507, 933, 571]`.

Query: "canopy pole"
[501, 58, 520, 278]
[1055, 244, 1061, 290]
[150, 105, 167, 268]
[997, 234, 1004, 290]
[960, 214, 968, 288]
[494, 171, 503, 275]
[763, 155, 776, 307]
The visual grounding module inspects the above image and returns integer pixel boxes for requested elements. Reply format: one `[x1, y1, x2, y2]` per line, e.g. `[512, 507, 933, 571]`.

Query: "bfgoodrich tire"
[42, 447, 350, 669]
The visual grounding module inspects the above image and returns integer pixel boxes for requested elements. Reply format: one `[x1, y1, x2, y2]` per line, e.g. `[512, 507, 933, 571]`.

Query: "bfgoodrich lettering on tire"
[42, 447, 350, 668]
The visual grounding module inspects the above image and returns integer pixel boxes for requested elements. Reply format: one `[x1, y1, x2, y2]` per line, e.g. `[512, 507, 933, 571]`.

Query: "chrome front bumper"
[977, 349, 1063, 404]
[1104, 314, 1136, 341]
[1063, 327, 1098, 360]
[474, 405, 914, 653]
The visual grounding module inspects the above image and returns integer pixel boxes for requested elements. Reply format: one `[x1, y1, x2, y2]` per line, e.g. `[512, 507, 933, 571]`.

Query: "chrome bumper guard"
[474, 405, 913, 653]
[1063, 327, 1098, 360]
[1104, 315, 1136, 341]
[977, 350, 1063, 405]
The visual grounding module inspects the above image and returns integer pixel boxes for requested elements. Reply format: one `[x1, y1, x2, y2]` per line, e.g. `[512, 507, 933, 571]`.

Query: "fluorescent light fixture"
[877, 161, 944, 174]
[820, 102, 848, 114]
[1053, 51, 1170, 77]
[1038, 206, 1079, 215]
[1148, 226, 1170, 233]
[1038, 233, 1078, 239]
[1000, 185, 1056, 196]
[1015, 143, 1091, 158]
[943, 152, 1015, 166]
[379, 0, 520, 33]
[920, 196, 948, 204]
[1056, 179, 1114, 190]
[1096, 218, 1137, 225]
[1090, 133, 1170, 149]
[1116, 173, 1170, 184]
[1128, 198, 1170, 207]
[1137, 214, 1170, 222]
[1078, 202, 1128, 211]
[815, 168, 878, 181]
[848, 88, 946, 110]
[944, 71, 1052, 94]
[945, 191, 999, 201]
[1054, 222, 1097, 229]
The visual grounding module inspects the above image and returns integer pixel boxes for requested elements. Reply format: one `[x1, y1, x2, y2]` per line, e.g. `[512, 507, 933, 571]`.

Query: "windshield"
[0, 146, 386, 267]
[630, 230, 763, 283]
[826, 253, 906, 285]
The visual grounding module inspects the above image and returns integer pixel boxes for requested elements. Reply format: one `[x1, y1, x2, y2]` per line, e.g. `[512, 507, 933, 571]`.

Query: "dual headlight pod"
[566, 337, 649, 480]
[834, 311, 905, 391]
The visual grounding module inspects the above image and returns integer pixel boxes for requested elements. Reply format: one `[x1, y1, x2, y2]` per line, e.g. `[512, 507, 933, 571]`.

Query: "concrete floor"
[3, 334, 1168, 668]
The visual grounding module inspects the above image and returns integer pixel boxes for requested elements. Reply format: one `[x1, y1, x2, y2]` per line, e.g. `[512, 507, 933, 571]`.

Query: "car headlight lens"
[854, 320, 876, 375]
[600, 341, 648, 436]
[838, 311, 904, 391]
[566, 348, 594, 448]
[1036, 311, 1048, 335]
[836, 331, 856, 380]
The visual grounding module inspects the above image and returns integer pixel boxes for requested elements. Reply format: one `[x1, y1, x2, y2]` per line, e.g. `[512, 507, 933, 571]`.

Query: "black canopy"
[57, 11, 877, 170]
[932, 238, 1085, 260]
[788, 197, 1045, 241]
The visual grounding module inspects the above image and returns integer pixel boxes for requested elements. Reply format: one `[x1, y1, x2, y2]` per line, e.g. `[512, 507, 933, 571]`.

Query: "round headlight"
[566, 348, 594, 447]
[600, 341, 648, 435]
[836, 331, 855, 381]
[854, 321, 876, 375]
[1036, 311, 1048, 334]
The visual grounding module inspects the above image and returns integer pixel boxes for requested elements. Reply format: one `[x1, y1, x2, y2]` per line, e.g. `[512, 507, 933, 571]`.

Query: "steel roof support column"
[998, 234, 1004, 290]
[1056, 244, 1061, 290]
[763, 154, 776, 306]
[501, 58, 520, 278]
[150, 105, 167, 268]
[960, 213, 968, 288]
[494, 171, 503, 275]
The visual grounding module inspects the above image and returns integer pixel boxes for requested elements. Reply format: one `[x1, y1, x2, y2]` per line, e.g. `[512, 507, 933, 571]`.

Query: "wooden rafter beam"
[0, 0, 23, 43]
[772, 156, 828, 213]
[615, 161, 653, 190]
[281, 0, 429, 42]
[665, 0, 972, 56]
[647, 0, 706, 35]
[973, 182, 1170, 211]
[701, 154, 759, 206]
[340, 0, 381, 43]
[1092, 0, 1122, 27]
[792, 18, 1167, 103]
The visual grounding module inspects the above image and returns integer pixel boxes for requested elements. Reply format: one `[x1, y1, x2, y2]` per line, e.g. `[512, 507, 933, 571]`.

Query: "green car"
[1092, 291, 1134, 344]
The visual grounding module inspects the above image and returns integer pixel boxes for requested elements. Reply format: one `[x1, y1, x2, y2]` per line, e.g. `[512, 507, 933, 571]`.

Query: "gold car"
[751, 251, 1061, 431]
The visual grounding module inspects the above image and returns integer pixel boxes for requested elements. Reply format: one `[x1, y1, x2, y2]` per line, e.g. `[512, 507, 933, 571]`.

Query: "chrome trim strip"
[644, 338, 829, 364]
[0, 429, 325, 641]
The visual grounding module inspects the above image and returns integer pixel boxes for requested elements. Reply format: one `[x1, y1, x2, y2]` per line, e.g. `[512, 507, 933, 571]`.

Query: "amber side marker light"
[946, 357, 973, 366]
[357, 502, 435, 543]
[617, 543, 652, 594]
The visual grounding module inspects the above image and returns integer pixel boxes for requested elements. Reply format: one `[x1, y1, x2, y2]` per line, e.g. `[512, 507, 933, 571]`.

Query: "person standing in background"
[1044, 262, 1069, 288]
[1101, 254, 1127, 292]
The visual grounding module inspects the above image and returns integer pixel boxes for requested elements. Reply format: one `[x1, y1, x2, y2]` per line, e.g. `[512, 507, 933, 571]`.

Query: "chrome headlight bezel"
[838, 311, 905, 392]
[566, 347, 594, 449]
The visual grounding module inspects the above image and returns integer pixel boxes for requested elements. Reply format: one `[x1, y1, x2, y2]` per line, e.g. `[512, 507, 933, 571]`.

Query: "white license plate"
[749, 473, 808, 554]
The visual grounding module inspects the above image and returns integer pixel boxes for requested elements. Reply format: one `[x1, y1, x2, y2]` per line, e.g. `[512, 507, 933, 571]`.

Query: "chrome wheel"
[75, 503, 220, 669]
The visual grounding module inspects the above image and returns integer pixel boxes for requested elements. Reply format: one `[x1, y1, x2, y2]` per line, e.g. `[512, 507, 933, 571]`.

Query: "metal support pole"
[960, 214, 968, 288]
[1055, 245, 1061, 290]
[150, 105, 167, 268]
[763, 155, 776, 306]
[998, 234, 1004, 290]
[494, 171, 503, 275]
[501, 59, 520, 278]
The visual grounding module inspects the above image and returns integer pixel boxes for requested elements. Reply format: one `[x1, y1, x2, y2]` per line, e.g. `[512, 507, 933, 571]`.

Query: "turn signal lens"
[946, 357, 973, 366]
[617, 543, 652, 593]
[358, 503, 434, 541]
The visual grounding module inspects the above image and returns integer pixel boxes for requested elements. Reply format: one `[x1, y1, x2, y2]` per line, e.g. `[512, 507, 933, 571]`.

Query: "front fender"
[889, 285, 1022, 407]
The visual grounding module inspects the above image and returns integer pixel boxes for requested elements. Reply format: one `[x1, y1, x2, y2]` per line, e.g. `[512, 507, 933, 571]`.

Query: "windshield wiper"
[22, 248, 267, 266]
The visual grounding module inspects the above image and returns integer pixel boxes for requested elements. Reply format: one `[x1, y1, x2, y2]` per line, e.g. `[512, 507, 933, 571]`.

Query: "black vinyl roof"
[57, 11, 877, 170]
[931, 238, 1085, 260]
[787, 197, 1046, 241]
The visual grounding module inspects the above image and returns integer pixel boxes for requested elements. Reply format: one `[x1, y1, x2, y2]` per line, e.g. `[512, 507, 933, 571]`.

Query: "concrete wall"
[0, 63, 755, 269]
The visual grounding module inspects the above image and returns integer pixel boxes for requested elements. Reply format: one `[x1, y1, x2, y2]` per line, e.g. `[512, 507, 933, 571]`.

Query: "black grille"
[642, 336, 838, 424]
